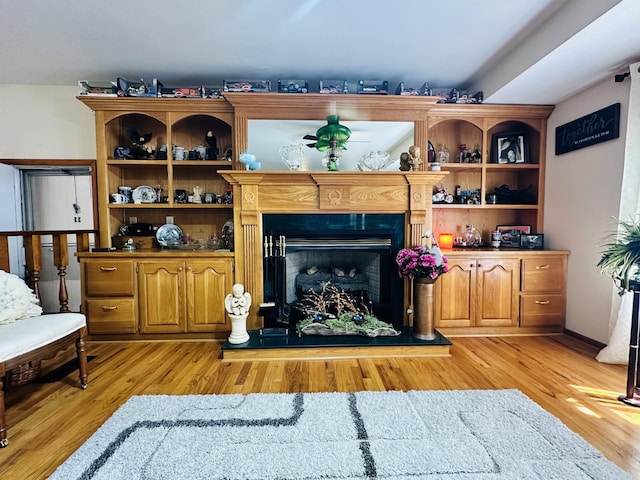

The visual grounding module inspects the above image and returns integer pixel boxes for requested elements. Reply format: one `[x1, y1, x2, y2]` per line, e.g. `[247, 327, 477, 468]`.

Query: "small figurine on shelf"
[239, 150, 261, 170]
[408, 145, 422, 170]
[459, 144, 471, 163]
[192, 186, 203, 204]
[470, 145, 482, 163]
[436, 144, 450, 163]
[205, 131, 219, 160]
[399, 151, 411, 171]
[432, 184, 454, 203]
[126, 126, 154, 159]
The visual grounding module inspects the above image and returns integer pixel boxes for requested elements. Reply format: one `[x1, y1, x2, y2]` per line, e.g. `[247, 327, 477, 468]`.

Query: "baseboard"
[563, 329, 606, 349]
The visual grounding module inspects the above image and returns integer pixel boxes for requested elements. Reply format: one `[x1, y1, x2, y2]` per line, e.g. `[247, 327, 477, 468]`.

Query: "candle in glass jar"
[439, 233, 454, 249]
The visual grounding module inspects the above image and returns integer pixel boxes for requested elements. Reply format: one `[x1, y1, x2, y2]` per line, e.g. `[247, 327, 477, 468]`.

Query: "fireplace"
[219, 170, 446, 331]
[262, 213, 405, 328]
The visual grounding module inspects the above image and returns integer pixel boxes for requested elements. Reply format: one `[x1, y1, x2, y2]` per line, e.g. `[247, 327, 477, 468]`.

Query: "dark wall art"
[555, 103, 620, 155]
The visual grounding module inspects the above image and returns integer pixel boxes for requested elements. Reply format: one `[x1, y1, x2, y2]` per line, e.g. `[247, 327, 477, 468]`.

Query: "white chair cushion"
[0, 270, 42, 325]
[0, 313, 86, 363]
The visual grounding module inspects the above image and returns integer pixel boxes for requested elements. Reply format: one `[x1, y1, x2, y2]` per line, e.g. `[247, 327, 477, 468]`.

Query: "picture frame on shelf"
[493, 131, 527, 164]
[520, 233, 544, 250]
[496, 225, 532, 248]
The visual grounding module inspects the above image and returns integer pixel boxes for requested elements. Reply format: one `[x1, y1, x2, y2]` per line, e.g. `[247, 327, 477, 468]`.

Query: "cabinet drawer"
[85, 260, 135, 296]
[520, 294, 565, 326]
[86, 298, 137, 334]
[521, 258, 564, 292]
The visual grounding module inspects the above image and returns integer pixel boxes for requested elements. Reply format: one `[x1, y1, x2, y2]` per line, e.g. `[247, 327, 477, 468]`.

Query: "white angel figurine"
[225, 283, 252, 316]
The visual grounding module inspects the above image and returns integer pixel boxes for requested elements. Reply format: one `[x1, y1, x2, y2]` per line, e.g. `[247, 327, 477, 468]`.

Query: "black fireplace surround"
[262, 213, 405, 329]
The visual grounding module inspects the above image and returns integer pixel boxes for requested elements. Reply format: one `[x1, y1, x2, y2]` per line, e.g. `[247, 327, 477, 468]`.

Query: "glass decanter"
[279, 143, 305, 170]
[436, 143, 450, 163]
[465, 225, 479, 247]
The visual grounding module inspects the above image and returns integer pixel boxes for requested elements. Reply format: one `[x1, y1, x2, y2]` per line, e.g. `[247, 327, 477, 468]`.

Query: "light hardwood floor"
[1, 335, 639, 479]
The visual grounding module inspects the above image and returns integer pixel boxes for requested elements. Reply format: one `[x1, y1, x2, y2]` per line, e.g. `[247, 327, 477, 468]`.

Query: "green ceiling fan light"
[303, 115, 352, 170]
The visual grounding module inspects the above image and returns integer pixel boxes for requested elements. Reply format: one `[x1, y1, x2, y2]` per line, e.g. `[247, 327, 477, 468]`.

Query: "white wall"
[0, 85, 95, 158]
[0, 86, 97, 310]
[545, 77, 630, 343]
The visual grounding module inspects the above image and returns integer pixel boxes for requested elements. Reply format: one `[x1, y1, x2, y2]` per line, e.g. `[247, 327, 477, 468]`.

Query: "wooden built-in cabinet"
[519, 255, 567, 327]
[435, 250, 569, 335]
[138, 258, 233, 334]
[436, 255, 518, 329]
[78, 94, 566, 337]
[78, 253, 234, 338]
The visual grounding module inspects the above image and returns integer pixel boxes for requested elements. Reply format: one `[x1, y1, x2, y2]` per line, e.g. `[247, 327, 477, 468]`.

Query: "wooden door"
[138, 261, 186, 333]
[435, 257, 476, 328]
[476, 258, 519, 327]
[186, 259, 233, 332]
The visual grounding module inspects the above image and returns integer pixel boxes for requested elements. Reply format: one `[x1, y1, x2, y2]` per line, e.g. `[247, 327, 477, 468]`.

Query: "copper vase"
[413, 277, 437, 340]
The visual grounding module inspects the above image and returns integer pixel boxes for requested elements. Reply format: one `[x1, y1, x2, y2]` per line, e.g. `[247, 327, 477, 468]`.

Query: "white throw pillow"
[0, 270, 43, 325]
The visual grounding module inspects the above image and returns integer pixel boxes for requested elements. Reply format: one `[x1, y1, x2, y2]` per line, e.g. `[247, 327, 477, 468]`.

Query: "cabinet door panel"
[435, 258, 476, 328]
[138, 262, 186, 333]
[186, 260, 233, 332]
[477, 259, 518, 327]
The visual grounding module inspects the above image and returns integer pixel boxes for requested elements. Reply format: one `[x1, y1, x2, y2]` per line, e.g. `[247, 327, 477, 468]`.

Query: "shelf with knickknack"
[427, 106, 551, 245]
[79, 97, 236, 248]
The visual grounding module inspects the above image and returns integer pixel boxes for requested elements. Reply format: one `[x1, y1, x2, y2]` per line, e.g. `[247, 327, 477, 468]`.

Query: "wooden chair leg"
[75, 328, 88, 389]
[0, 365, 7, 447]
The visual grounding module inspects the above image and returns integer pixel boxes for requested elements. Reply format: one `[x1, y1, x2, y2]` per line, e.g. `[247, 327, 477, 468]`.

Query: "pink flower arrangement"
[396, 245, 449, 280]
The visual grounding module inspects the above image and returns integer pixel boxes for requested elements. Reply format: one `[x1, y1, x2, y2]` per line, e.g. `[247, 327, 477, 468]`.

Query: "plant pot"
[413, 277, 437, 340]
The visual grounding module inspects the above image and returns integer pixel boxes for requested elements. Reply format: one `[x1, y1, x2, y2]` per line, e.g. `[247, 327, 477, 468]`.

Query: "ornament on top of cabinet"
[239, 151, 261, 170]
[408, 145, 422, 170]
[399, 151, 410, 171]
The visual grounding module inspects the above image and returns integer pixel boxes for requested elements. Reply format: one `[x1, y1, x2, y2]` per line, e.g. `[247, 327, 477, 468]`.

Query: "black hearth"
[262, 213, 405, 329]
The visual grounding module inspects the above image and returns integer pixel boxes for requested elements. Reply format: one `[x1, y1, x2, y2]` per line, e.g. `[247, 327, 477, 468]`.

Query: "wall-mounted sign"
[555, 103, 620, 155]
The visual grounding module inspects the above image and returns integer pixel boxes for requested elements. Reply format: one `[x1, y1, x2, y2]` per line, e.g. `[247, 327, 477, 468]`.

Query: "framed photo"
[496, 225, 532, 248]
[520, 233, 544, 250]
[493, 132, 527, 164]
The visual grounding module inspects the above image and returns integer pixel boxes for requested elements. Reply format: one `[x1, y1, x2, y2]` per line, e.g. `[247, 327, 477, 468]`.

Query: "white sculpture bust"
[225, 283, 251, 316]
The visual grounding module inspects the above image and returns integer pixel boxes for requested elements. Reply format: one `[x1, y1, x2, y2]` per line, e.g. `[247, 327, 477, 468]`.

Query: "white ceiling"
[2, 0, 638, 103]
[2, 0, 639, 170]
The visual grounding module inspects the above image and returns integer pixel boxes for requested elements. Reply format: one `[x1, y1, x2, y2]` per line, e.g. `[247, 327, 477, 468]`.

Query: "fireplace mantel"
[219, 170, 447, 328]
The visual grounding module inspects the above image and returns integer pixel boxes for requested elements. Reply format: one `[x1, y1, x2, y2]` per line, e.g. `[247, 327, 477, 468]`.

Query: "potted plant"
[396, 244, 449, 281]
[396, 238, 448, 340]
[597, 217, 640, 406]
[597, 217, 640, 295]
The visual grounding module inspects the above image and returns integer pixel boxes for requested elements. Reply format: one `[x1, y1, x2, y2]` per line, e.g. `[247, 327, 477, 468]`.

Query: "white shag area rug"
[49, 389, 632, 480]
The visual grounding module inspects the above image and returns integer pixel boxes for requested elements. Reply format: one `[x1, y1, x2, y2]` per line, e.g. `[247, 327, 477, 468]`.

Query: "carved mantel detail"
[219, 170, 447, 329]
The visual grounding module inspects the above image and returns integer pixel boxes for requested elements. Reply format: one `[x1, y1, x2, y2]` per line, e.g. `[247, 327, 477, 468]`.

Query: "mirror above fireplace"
[247, 119, 414, 172]
[223, 92, 441, 173]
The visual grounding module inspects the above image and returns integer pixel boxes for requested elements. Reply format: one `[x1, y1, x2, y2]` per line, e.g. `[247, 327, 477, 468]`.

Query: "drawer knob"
[534, 300, 550, 305]
[535, 265, 550, 270]
[101, 305, 119, 311]
[100, 266, 118, 272]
